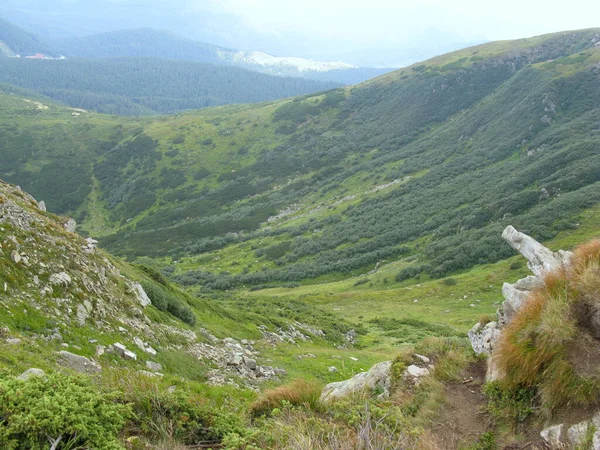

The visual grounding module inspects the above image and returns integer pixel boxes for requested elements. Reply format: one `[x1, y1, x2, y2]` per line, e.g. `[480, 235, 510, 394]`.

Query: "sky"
[210, 0, 600, 46]
[2, 0, 600, 66]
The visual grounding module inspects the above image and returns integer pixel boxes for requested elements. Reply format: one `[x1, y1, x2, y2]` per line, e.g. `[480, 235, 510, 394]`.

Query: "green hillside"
[1, 28, 599, 292]
[0, 17, 56, 57]
[0, 57, 340, 115]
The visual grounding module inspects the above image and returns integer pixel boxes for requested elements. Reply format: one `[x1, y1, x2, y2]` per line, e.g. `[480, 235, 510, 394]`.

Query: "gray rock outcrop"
[18, 368, 45, 380]
[320, 360, 392, 403]
[468, 226, 573, 381]
[57, 351, 101, 374]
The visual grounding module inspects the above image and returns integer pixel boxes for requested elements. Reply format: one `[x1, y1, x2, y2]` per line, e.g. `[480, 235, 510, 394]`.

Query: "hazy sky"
[211, 0, 600, 45]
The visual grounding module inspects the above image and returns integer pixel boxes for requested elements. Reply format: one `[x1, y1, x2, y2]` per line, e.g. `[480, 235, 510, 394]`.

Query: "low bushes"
[140, 279, 196, 326]
[0, 373, 129, 450]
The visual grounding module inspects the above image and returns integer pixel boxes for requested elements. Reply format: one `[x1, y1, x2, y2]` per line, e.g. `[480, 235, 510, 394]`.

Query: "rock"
[320, 360, 392, 402]
[0, 327, 9, 337]
[131, 282, 151, 308]
[328, 366, 339, 373]
[49, 272, 71, 286]
[146, 361, 163, 372]
[502, 226, 572, 278]
[10, 250, 21, 264]
[540, 424, 566, 448]
[167, 386, 177, 394]
[112, 342, 127, 356]
[64, 218, 77, 233]
[18, 368, 45, 380]
[123, 349, 137, 361]
[468, 321, 501, 356]
[404, 364, 430, 384]
[38, 201, 46, 212]
[6, 338, 21, 344]
[57, 351, 101, 374]
[594, 431, 600, 450]
[243, 357, 257, 371]
[567, 421, 591, 447]
[349, 357, 358, 361]
[137, 370, 156, 377]
[414, 354, 431, 364]
[95, 345, 106, 357]
[274, 368, 287, 377]
[228, 354, 243, 366]
[145, 345, 157, 357]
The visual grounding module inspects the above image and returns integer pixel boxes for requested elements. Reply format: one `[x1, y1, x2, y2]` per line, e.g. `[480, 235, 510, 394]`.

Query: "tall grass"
[496, 240, 600, 413]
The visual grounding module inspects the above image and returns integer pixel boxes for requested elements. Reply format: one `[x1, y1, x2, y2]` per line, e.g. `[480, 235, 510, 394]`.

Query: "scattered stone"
[18, 368, 45, 380]
[414, 354, 431, 364]
[567, 421, 591, 447]
[146, 361, 163, 372]
[38, 201, 46, 212]
[57, 351, 101, 374]
[137, 370, 156, 377]
[328, 366, 339, 373]
[167, 386, 177, 394]
[131, 282, 151, 307]
[404, 365, 430, 381]
[6, 338, 21, 344]
[540, 424, 566, 448]
[321, 360, 392, 402]
[349, 357, 358, 361]
[48, 272, 71, 286]
[10, 250, 21, 264]
[243, 357, 257, 370]
[64, 218, 77, 233]
[95, 345, 105, 357]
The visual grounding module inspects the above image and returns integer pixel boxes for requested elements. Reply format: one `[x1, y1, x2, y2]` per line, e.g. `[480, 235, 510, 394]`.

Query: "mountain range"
[1, 24, 600, 449]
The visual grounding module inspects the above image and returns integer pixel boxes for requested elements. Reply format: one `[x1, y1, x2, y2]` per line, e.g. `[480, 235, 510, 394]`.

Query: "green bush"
[0, 372, 129, 450]
[140, 280, 197, 326]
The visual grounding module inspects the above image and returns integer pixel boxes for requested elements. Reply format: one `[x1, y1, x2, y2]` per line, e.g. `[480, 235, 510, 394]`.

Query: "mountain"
[53, 28, 394, 84]
[0, 17, 58, 57]
[0, 56, 341, 115]
[1, 28, 599, 291]
[3, 28, 600, 449]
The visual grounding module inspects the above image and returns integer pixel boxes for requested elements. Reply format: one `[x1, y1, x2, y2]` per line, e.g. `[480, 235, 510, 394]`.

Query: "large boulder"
[57, 351, 101, 374]
[320, 360, 392, 402]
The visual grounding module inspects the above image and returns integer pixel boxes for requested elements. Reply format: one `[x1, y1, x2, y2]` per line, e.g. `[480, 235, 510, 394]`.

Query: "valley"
[0, 26, 600, 449]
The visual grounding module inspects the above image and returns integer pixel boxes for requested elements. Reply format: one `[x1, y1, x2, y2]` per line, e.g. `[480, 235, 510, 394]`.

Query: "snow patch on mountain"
[218, 49, 356, 73]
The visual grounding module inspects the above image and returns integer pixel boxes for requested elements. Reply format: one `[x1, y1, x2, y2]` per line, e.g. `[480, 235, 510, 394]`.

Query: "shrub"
[442, 278, 457, 286]
[0, 372, 129, 450]
[249, 379, 322, 417]
[140, 280, 196, 326]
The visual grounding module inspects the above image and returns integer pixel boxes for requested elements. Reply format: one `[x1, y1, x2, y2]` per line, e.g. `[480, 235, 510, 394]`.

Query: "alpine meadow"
[1, 14, 600, 450]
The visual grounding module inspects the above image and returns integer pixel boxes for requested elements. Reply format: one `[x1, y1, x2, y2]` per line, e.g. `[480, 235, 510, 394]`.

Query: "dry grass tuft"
[250, 379, 322, 417]
[495, 240, 600, 413]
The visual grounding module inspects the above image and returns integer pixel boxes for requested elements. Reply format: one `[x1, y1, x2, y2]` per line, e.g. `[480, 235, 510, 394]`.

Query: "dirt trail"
[427, 360, 490, 449]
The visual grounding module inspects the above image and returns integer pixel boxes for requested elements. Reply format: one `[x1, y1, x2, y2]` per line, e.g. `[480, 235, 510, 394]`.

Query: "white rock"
[414, 354, 431, 364]
[328, 366, 339, 373]
[18, 368, 45, 380]
[146, 361, 163, 372]
[49, 272, 71, 285]
[320, 360, 392, 402]
[57, 351, 101, 374]
[540, 424, 566, 448]
[567, 421, 591, 447]
[38, 200, 46, 212]
[405, 365, 430, 378]
[132, 282, 151, 307]
[123, 349, 137, 361]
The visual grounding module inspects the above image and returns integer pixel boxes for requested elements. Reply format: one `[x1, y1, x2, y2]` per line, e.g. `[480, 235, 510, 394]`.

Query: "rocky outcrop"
[320, 361, 393, 402]
[320, 355, 434, 402]
[57, 351, 102, 374]
[468, 226, 573, 380]
[540, 412, 600, 449]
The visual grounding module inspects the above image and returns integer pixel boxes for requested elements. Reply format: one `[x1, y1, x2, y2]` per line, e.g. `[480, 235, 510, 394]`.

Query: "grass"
[250, 379, 322, 417]
[496, 239, 600, 414]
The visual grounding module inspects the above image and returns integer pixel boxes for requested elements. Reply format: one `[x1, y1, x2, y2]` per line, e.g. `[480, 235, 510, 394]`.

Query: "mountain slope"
[1, 29, 600, 290]
[0, 17, 57, 57]
[0, 56, 341, 115]
[53, 28, 394, 84]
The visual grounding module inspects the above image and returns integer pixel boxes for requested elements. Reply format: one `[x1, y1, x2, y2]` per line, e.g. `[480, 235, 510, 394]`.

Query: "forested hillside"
[0, 57, 340, 115]
[1, 29, 600, 291]
[0, 17, 56, 56]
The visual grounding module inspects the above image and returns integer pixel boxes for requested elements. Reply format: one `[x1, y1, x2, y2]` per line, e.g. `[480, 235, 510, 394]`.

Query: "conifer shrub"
[0, 372, 129, 450]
